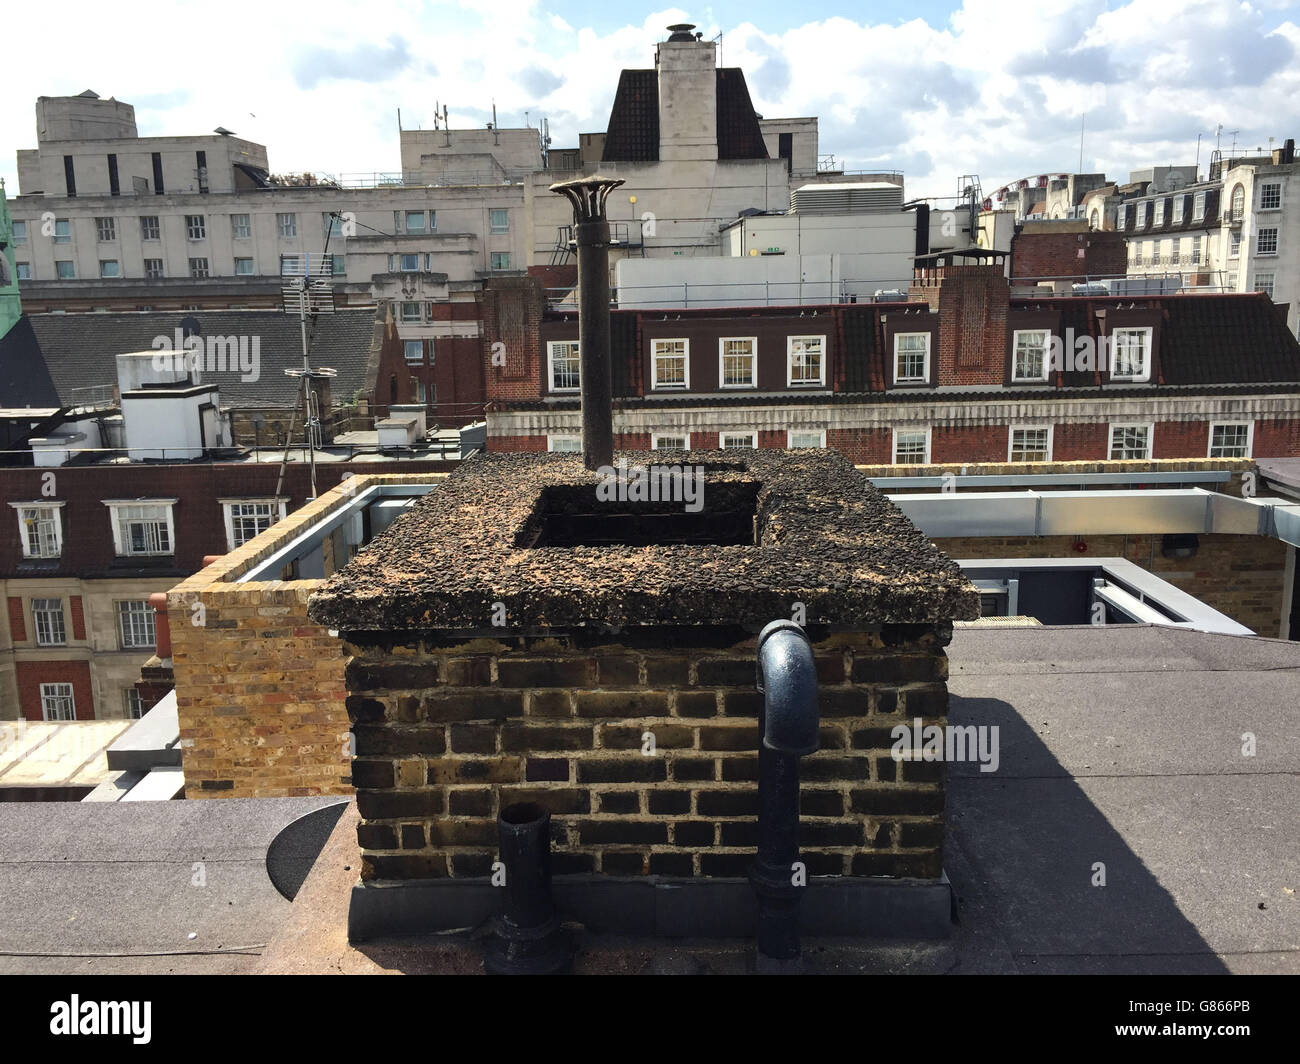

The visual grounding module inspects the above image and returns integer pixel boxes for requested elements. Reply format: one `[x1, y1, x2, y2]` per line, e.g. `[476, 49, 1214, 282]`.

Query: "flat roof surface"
[0, 720, 132, 788]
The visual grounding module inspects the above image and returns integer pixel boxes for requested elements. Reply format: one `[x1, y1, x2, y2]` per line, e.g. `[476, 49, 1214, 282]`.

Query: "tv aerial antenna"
[280, 252, 338, 500]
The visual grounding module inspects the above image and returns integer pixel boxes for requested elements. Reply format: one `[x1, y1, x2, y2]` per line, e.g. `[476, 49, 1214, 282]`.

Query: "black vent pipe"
[485, 802, 572, 975]
[751, 619, 820, 972]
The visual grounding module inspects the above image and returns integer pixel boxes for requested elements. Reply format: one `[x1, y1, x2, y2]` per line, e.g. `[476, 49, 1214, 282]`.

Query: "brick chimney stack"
[909, 254, 1009, 385]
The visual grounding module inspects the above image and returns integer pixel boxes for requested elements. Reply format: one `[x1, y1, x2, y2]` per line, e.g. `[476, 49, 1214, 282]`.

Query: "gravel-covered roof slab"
[308, 449, 979, 631]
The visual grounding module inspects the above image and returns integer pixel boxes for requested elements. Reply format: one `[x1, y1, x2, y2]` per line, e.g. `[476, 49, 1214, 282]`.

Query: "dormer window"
[1109, 327, 1152, 382]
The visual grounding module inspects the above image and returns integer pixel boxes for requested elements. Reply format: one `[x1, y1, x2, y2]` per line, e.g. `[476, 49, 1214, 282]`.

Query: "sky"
[4, 0, 1299, 202]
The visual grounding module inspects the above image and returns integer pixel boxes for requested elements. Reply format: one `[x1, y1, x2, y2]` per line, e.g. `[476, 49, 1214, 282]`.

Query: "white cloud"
[3, 0, 1298, 205]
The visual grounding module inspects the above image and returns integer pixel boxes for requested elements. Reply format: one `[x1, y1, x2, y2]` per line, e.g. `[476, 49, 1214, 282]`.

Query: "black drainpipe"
[485, 802, 572, 975]
[751, 619, 820, 972]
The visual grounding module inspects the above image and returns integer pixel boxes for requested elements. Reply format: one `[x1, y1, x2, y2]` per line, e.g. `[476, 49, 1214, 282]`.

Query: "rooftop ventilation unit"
[790, 183, 903, 214]
[874, 289, 908, 302]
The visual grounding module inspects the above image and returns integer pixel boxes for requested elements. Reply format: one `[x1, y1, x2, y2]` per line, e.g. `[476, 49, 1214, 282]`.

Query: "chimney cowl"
[666, 22, 697, 42]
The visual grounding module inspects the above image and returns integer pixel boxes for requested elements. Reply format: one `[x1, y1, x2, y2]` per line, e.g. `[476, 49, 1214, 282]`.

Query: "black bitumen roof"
[307, 448, 980, 631]
[28, 308, 380, 409]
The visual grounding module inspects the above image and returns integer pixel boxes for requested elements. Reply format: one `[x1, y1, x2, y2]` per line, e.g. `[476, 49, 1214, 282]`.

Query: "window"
[1193, 191, 1206, 222]
[892, 427, 930, 464]
[1229, 231, 1242, 258]
[1161, 238, 1172, 264]
[96, 217, 116, 242]
[401, 211, 426, 234]
[117, 600, 156, 649]
[124, 689, 145, 719]
[54, 219, 71, 243]
[40, 683, 76, 722]
[276, 212, 297, 238]
[651, 432, 691, 450]
[231, 214, 251, 239]
[1230, 185, 1245, 222]
[222, 499, 284, 550]
[1257, 227, 1279, 256]
[1135, 203, 1147, 230]
[1172, 196, 1184, 224]
[1117, 204, 1128, 228]
[397, 254, 419, 273]
[1011, 330, 1049, 382]
[143, 259, 164, 279]
[1260, 183, 1281, 210]
[11, 220, 25, 245]
[547, 340, 580, 391]
[1190, 235, 1201, 264]
[1009, 426, 1053, 462]
[279, 255, 300, 276]
[1153, 199, 1165, 226]
[234, 257, 254, 276]
[411, 377, 427, 404]
[490, 208, 509, 233]
[188, 257, 209, 278]
[651, 339, 689, 390]
[56, 260, 75, 279]
[185, 214, 206, 240]
[719, 337, 756, 388]
[330, 254, 345, 277]
[548, 435, 582, 452]
[140, 216, 160, 241]
[1254, 273, 1275, 298]
[399, 301, 422, 323]
[405, 340, 425, 364]
[893, 333, 930, 383]
[1090, 209, 1099, 228]
[1151, 241, 1161, 265]
[1208, 422, 1253, 459]
[99, 260, 120, 278]
[721, 431, 757, 449]
[1110, 327, 1152, 381]
[1109, 423, 1152, 460]
[787, 335, 825, 387]
[32, 599, 67, 646]
[105, 501, 175, 556]
[490, 252, 511, 271]
[16, 263, 30, 280]
[787, 429, 826, 449]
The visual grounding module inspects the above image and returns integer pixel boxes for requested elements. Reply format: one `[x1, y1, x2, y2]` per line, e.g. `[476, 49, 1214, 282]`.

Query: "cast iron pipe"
[485, 802, 572, 975]
[549, 176, 625, 471]
[750, 620, 820, 971]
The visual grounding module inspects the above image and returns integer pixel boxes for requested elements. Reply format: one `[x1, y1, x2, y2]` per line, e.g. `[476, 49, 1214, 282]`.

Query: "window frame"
[547, 435, 582, 453]
[893, 332, 931, 385]
[546, 340, 581, 393]
[220, 498, 287, 551]
[1108, 326, 1153, 383]
[117, 600, 157, 650]
[231, 214, 251, 239]
[1007, 425, 1054, 463]
[489, 208, 510, 233]
[1259, 182, 1282, 211]
[188, 257, 209, 278]
[124, 688, 145, 719]
[1192, 191, 1206, 222]
[720, 431, 758, 449]
[95, 217, 117, 242]
[892, 426, 932, 464]
[786, 334, 826, 388]
[185, 214, 206, 240]
[404, 340, 425, 365]
[787, 428, 827, 449]
[10, 501, 65, 559]
[490, 251, 511, 271]
[99, 259, 120, 279]
[651, 432, 691, 450]
[1254, 272, 1276, 298]
[31, 598, 67, 647]
[1108, 422, 1154, 461]
[718, 336, 758, 389]
[1256, 227, 1279, 256]
[650, 338, 690, 391]
[1011, 329, 1050, 383]
[1207, 420, 1254, 459]
[276, 212, 298, 238]
[103, 499, 177, 557]
[40, 682, 76, 722]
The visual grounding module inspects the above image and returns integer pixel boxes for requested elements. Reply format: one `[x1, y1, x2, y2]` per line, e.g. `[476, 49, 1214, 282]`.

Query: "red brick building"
[481, 255, 1300, 464]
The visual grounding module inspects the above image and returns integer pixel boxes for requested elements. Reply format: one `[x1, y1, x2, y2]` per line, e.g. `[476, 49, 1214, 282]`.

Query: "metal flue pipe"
[549, 175, 625, 471]
[485, 802, 572, 975]
[751, 620, 820, 972]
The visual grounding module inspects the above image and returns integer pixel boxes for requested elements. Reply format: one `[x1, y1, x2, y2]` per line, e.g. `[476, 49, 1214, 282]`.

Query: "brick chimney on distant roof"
[909, 251, 1009, 384]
